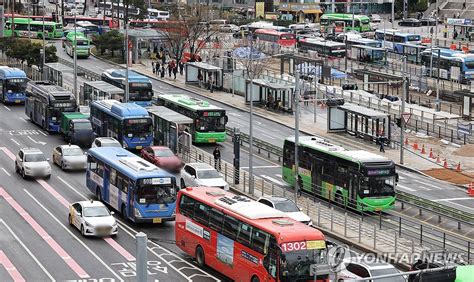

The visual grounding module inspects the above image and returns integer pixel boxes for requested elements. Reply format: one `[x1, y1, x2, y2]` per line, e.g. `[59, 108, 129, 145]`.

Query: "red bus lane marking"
[0, 188, 90, 279]
[103, 238, 135, 262]
[0, 250, 26, 282]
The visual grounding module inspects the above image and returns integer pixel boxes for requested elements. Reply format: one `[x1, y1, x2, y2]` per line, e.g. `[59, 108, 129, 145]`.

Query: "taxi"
[68, 200, 118, 237]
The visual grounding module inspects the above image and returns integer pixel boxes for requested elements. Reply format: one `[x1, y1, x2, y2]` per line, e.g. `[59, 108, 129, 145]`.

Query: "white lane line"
[27, 136, 46, 146]
[396, 184, 416, 192]
[19, 117, 28, 123]
[260, 133, 275, 140]
[411, 179, 436, 190]
[398, 176, 406, 180]
[260, 174, 289, 187]
[23, 189, 124, 281]
[440, 200, 474, 212]
[1, 168, 11, 176]
[275, 174, 282, 178]
[57, 176, 87, 199]
[3, 106, 11, 111]
[241, 165, 280, 169]
[10, 139, 20, 146]
[0, 219, 55, 281]
[39, 131, 48, 137]
[433, 197, 474, 202]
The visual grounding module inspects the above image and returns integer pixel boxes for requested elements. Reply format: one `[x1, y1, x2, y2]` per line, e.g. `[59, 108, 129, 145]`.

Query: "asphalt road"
[0, 104, 225, 281]
[53, 41, 474, 215]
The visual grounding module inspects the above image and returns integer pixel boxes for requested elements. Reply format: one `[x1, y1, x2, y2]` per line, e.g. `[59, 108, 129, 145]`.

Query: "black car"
[398, 18, 422, 27]
[420, 18, 437, 26]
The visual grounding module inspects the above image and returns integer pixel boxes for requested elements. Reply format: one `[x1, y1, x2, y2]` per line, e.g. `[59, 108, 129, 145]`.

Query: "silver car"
[91, 137, 121, 148]
[15, 148, 51, 179]
[53, 145, 87, 171]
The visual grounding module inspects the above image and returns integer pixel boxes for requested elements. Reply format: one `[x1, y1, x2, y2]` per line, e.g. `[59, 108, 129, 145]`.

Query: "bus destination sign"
[203, 111, 221, 117]
[367, 169, 391, 176]
[142, 178, 172, 185]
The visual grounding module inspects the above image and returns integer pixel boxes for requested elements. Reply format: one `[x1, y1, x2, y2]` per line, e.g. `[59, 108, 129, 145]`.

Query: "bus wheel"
[195, 246, 205, 268]
[251, 276, 260, 282]
[121, 205, 127, 219]
[335, 193, 343, 207]
[96, 188, 102, 201]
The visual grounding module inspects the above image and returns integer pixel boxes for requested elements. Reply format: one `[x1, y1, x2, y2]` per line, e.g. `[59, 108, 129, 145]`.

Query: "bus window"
[179, 194, 196, 218]
[193, 202, 210, 226]
[236, 222, 252, 247]
[209, 208, 224, 232]
[222, 214, 239, 240]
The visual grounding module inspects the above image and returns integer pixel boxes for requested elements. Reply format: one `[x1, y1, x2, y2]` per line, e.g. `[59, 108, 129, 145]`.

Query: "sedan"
[180, 163, 229, 190]
[140, 146, 183, 173]
[398, 18, 421, 27]
[69, 200, 118, 237]
[257, 196, 312, 225]
[221, 24, 239, 33]
[53, 144, 87, 171]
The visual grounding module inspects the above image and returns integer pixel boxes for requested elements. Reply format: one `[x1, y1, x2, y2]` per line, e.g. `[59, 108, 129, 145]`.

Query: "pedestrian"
[454, 29, 458, 40]
[213, 146, 221, 170]
[303, 92, 309, 106]
[155, 62, 160, 76]
[151, 61, 155, 74]
[161, 65, 165, 78]
[379, 136, 385, 153]
[197, 71, 203, 88]
[297, 175, 303, 196]
[179, 61, 184, 75]
[208, 76, 213, 93]
[168, 63, 172, 78]
[172, 65, 178, 80]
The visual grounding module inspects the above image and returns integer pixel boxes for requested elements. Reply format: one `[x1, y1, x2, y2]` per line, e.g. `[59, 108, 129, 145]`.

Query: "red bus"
[254, 29, 297, 47]
[176, 187, 329, 282]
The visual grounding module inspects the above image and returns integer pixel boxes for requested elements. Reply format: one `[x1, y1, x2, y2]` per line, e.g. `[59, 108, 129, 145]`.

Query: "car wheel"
[15, 163, 19, 173]
[61, 161, 66, 171]
[335, 193, 344, 207]
[21, 168, 26, 179]
[81, 225, 85, 236]
[195, 246, 205, 268]
[180, 179, 186, 189]
[251, 276, 260, 282]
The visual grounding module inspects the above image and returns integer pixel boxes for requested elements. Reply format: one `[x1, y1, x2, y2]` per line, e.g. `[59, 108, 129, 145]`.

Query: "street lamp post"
[248, 32, 255, 194]
[125, 22, 130, 102]
[400, 56, 407, 164]
[42, 0, 46, 80]
[294, 69, 301, 201]
[74, 5, 78, 105]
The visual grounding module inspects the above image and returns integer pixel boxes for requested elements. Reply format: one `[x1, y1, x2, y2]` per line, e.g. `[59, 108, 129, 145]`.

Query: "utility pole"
[248, 32, 254, 194]
[74, 4, 78, 105]
[400, 56, 407, 165]
[391, 0, 395, 29]
[125, 22, 129, 102]
[436, 48, 441, 111]
[61, 0, 65, 25]
[12, 0, 15, 37]
[294, 68, 301, 201]
[42, 0, 46, 79]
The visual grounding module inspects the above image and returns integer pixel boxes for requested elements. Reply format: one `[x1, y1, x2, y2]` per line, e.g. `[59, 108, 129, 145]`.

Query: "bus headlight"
[134, 208, 142, 218]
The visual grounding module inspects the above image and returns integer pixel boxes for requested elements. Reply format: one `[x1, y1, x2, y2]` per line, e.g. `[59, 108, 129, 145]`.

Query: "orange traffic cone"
[443, 159, 448, 169]
[413, 141, 419, 151]
[436, 155, 441, 163]
[421, 145, 426, 154]
[456, 162, 461, 172]
[405, 137, 409, 145]
[468, 182, 474, 196]
[429, 148, 434, 159]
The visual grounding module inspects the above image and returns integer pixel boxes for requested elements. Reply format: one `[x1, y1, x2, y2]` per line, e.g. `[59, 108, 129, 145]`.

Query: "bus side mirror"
[395, 173, 399, 183]
[225, 116, 228, 123]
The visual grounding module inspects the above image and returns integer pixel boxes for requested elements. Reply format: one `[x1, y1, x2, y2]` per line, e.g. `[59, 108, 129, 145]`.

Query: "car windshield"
[74, 122, 92, 130]
[370, 268, 405, 282]
[154, 148, 174, 157]
[197, 169, 221, 179]
[359, 176, 395, 197]
[136, 183, 176, 204]
[25, 153, 46, 162]
[274, 200, 299, 212]
[83, 206, 110, 217]
[63, 147, 83, 156]
[280, 248, 327, 280]
[123, 118, 152, 138]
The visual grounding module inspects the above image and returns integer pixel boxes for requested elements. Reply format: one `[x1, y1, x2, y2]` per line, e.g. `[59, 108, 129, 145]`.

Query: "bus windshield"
[359, 176, 395, 197]
[123, 118, 152, 138]
[280, 248, 327, 280]
[6, 79, 26, 92]
[196, 116, 226, 132]
[464, 60, 474, 69]
[76, 39, 89, 46]
[136, 182, 176, 204]
[130, 84, 153, 101]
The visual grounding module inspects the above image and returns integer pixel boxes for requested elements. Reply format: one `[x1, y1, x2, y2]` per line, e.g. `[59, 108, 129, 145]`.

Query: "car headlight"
[112, 221, 118, 227]
[134, 208, 142, 218]
[85, 221, 92, 227]
[224, 184, 229, 191]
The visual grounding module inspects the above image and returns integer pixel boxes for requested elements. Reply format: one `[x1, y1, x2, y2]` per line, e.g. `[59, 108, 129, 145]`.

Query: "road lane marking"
[1, 168, 11, 176]
[39, 131, 48, 137]
[439, 201, 474, 212]
[398, 176, 406, 180]
[19, 117, 28, 123]
[27, 136, 46, 146]
[260, 133, 275, 140]
[0, 250, 25, 282]
[103, 238, 135, 262]
[241, 165, 280, 169]
[22, 189, 123, 281]
[36, 179, 71, 208]
[0, 147, 17, 160]
[0, 187, 90, 279]
[10, 139, 20, 146]
[412, 179, 437, 190]
[433, 197, 474, 202]
[3, 106, 11, 111]
[396, 184, 416, 192]
[0, 219, 54, 281]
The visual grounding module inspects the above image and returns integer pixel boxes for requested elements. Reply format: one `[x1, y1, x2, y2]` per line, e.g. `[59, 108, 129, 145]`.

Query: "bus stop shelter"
[350, 45, 386, 64]
[44, 63, 73, 87]
[246, 78, 295, 113]
[328, 103, 391, 144]
[147, 106, 193, 153]
[352, 69, 404, 98]
[397, 43, 427, 64]
[120, 28, 167, 64]
[185, 62, 223, 90]
[80, 81, 124, 105]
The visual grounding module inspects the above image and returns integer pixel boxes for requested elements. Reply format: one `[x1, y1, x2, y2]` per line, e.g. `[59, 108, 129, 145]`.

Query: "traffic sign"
[457, 121, 472, 136]
[401, 113, 412, 124]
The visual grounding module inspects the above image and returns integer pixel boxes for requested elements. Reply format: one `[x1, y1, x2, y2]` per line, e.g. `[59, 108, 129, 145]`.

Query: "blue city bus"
[86, 147, 177, 223]
[0, 66, 28, 104]
[25, 81, 78, 132]
[89, 99, 153, 150]
[374, 29, 421, 53]
[101, 69, 153, 107]
[421, 48, 474, 83]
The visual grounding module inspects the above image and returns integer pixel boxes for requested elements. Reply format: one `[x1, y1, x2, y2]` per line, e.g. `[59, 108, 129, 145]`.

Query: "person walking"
[213, 146, 221, 170]
[379, 136, 385, 153]
[179, 61, 184, 75]
[168, 63, 173, 78]
[161, 65, 165, 78]
[172, 64, 178, 80]
[297, 175, 303, 197]
[209, 76, 214, 93]
[155, 62, 160, 77]
[152, 61, 155, 74]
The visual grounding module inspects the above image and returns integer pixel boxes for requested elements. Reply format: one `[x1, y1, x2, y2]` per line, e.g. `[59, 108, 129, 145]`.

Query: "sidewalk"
[131, 60, 474, 183]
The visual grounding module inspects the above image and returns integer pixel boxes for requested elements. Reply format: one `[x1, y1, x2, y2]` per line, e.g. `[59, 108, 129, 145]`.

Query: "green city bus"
[4, 18, 63, 39]
[320, 13, 371, 33]
[64, 31, 90, 58]
[282, 136, 397, 212]
[156, 94, 228, 143]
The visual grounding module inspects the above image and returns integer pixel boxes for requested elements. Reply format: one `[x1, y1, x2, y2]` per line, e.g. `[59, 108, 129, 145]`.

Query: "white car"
[91, 137, 121, 148]
[180, 163, 229, 190]
[15, 148, 51, 179]
[338, 257, 406, 281]
[257, 196, 312, 225]
[69, 200, 118, 237]
[53, 144, 87, 171]
[220, 24, 239, 33]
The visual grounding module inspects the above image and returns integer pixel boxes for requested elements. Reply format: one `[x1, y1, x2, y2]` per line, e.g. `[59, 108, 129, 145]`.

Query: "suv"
[15, 148, 51, 179]
[180, 163, 229, 190]
[91, 137, 121, 148]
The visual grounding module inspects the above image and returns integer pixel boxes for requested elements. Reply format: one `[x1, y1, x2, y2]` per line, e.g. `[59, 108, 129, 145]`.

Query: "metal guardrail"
[57, 58, 101, 81]
[225, 127, 283, 161]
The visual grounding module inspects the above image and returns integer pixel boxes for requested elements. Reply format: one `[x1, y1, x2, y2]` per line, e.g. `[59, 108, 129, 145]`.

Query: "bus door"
[103, 166, 111, 205]
[311, 157, 323, 195]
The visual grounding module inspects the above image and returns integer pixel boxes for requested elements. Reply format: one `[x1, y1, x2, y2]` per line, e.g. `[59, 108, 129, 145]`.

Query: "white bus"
[147, 8, 170, 21]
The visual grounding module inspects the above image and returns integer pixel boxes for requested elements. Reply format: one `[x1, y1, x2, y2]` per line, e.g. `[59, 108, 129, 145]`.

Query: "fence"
[178, 142, 474, 267]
